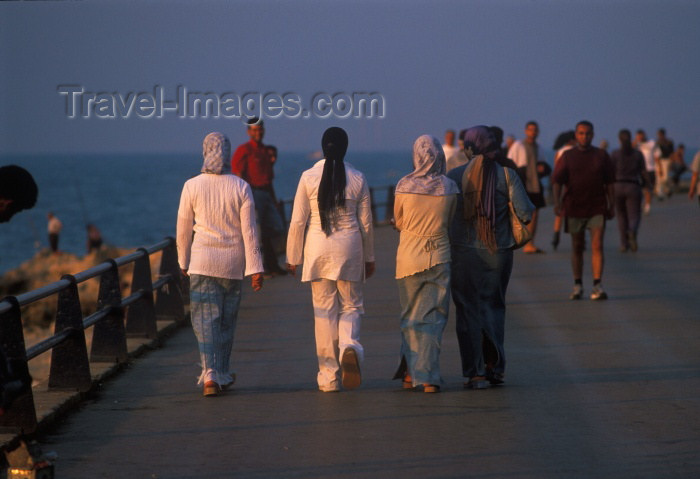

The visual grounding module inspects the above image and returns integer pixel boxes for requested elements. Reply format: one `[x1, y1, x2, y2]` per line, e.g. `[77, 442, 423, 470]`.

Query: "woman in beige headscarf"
[392, 135, 458, 393]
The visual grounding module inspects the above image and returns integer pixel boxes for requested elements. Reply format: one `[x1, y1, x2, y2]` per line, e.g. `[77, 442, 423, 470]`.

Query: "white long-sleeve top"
[176, 173, 263, 279]
[286, 160, 374, 282]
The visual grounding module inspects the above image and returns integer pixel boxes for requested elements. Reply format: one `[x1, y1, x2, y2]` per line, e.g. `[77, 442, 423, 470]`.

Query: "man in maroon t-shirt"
[553, 121, 615, 301]
[232, 118, 286, 276]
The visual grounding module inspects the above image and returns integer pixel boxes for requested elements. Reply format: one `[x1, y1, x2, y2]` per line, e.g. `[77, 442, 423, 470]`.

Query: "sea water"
[0, 151, 414, 274]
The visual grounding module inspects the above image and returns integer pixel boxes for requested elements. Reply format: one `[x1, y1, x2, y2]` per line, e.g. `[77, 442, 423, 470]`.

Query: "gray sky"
[1, 0, 698, 155]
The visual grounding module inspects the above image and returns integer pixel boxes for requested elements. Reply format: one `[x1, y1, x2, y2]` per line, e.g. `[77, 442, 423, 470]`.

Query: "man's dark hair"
[246, 117, 264, 128]
[658, 128, 666, 135]
[266, 145, 278, 155]
[0, 165, 38, 210]
[526, 120, 539, 129]
[576, 120, 594, 131]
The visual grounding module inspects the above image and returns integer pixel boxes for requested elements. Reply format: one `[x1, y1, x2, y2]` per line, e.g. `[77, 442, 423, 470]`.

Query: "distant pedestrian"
[550, 130, 576, 250]
[442, 129, 457, 161]
[611, 129, 650, 252]
[232, 118, 287, 277]
[177, 132, 264, 397]
[553, 121, 615, 300]
[448, 126, 534, 389]
[654, 128, 674, 199]
[633, 129, 656, 214]
[446, 129, 470, 172]
[286, 127, 375, 392]
[392, 135, 458, 393]
[689, 148, 700, 207]
[47, 212, 62, 253]
[508, 121, 546, 253]
[670, 143, 687, 192]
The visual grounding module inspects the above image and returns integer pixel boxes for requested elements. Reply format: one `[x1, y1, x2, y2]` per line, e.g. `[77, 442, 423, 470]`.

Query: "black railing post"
[48, 275, 92, 392]
[90, 260, 128, 363]
[0, 297, 38, 434]
[154, 238, 185, 324]
[385, 185, 395, 222]
[125, 249, 158, 339]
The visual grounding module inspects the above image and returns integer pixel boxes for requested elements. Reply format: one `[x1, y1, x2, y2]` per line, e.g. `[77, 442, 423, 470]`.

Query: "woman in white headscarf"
[286, 127, 375, 392]
[177, 132, 264, 397]
[392, 135, 459, 393]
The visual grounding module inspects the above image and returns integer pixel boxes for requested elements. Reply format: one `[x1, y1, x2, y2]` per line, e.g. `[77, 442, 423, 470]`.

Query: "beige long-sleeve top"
[394, 193, 456, 279]
[176, 173, 263, 279]
[286, 160, 374, 282]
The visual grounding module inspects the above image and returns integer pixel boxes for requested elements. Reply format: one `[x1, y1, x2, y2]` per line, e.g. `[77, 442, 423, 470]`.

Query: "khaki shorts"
[566, 215, 605, 234]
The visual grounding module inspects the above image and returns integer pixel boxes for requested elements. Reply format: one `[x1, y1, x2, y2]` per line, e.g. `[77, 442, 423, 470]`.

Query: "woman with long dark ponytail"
[286, 127, 375, 392]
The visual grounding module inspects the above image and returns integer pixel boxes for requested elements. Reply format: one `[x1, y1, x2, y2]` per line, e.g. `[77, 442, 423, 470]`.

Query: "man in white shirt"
[508, 121, 546, 253]
[177, 132, 264, 397]
[442, 130, 457, 161]
[634, 129, 656, 214]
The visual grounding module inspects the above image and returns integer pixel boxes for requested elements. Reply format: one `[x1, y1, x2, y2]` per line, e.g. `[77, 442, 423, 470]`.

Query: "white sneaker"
[590, 285, 608, 300]
[569, 284, 583, 300]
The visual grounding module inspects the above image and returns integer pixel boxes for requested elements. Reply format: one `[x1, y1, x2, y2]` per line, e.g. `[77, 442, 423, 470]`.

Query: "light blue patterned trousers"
[189, 274, 242, 386]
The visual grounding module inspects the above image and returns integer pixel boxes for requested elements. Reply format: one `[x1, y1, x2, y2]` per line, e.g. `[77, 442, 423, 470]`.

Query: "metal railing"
[0, 237, 185, 434]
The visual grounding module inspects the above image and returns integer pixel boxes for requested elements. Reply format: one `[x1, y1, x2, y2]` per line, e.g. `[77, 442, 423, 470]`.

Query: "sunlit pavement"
[39, 194, 700, 478]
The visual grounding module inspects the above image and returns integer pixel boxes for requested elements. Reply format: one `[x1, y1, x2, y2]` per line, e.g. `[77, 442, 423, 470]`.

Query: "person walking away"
[688, 148, 700, 207]
[508, 121, 546, 253]
[633, 130, 656, 214]
[448, 126, 534, 389]
[550, 130, 576, 250]
[177, 132, 264, 397]
[286, 127, 375, 392]
[670, 143, 687, 193]
[553, 121, 615, 300]
[654, 128, 674, 199]
[392, 135, 458, 393]
[442, 130, 457, 161]
[611, 130, 650, 252]
[232, 118, 287, 277]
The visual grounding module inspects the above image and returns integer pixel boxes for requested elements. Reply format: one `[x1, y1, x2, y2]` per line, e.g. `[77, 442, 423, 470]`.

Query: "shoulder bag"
[504, 167, 532, 249]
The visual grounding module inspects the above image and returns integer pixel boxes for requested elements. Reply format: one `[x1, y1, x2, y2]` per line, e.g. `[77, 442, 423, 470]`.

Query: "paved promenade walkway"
[39, 194, 700, 478]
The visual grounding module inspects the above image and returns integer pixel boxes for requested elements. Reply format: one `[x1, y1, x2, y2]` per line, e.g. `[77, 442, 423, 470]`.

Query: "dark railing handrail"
[0, 236, 186, 435]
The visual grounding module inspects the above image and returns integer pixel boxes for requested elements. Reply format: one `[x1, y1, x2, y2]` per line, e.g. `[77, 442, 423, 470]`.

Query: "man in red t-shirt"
[553, 121, 615, 301]
[232, 118, 286, 276]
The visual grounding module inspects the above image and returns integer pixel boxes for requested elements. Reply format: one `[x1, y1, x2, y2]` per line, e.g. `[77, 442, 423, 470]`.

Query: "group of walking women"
[177, 125, 533, 397]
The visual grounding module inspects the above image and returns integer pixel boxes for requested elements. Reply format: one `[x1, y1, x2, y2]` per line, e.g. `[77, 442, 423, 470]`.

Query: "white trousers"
[656, 158, 671, 198]
[310, 279, 364, 388]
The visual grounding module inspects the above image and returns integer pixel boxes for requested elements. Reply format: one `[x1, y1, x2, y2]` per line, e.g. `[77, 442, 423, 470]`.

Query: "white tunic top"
[286, 160, 374, 282]
[176, 173, 263, 279]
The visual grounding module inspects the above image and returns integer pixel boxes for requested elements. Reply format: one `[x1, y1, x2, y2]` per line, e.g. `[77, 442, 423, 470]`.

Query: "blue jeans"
[451, 246, 513, 378]
[189, 274, 242, 386]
